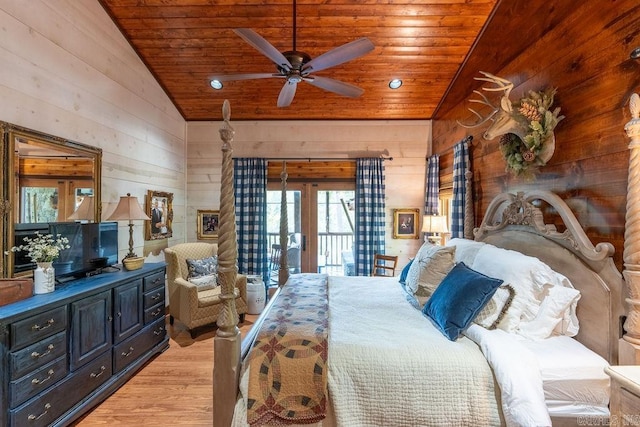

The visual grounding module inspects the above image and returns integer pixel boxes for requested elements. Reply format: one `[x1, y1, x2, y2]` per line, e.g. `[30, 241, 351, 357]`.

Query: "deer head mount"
[457, 72, 528, 141]
[458, 71, 564, 176]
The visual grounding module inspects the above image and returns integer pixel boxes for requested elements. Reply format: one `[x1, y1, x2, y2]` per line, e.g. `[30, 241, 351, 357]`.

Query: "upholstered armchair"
[164, 242, 247, 338]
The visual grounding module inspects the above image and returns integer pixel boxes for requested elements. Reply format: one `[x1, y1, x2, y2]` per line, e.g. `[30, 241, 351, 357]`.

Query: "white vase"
[34, 262, 55, 294]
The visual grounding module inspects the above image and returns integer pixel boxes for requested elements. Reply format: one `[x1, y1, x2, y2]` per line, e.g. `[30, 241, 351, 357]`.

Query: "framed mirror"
[1, 121, 102, 277]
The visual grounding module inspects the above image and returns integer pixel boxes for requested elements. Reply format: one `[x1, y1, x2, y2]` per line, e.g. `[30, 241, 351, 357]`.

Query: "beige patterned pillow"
[405, 244, 456, 307]
[474, 284, 516, 329]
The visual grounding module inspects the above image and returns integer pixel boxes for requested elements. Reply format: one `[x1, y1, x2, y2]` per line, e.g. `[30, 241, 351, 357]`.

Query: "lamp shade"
[106, 193, 150, 221]
[67, 195, 95, 221]
[421, 215, 449, 234]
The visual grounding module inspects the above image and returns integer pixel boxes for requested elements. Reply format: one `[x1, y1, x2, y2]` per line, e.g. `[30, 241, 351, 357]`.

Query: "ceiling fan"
[209, 0, 375, 108]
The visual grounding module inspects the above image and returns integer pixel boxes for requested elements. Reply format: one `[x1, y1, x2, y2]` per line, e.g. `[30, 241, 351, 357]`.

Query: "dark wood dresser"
[0, 263, 168, 427]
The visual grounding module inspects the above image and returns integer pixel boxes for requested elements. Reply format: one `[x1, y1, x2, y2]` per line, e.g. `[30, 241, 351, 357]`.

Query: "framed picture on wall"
[145, 190, 173, 240]
[197, 209, 219, 240]
[392, 208, 420, 239]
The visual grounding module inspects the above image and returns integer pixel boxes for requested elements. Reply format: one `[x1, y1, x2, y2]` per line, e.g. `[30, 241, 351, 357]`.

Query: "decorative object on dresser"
[0, 263, 168, 427]
[145, 190, 173, 241]
[458, 71, 564, 179]
[9, 232, 70, 294]
[0, 278, 33, 307]
[106, 193, 150, 271]
[421, 214, 449, 245]
[196, 209, 219, 240]
[392, 208, 420, 239]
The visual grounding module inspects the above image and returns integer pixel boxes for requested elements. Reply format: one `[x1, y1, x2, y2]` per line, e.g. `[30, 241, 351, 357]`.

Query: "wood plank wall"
[432, 0, 640, 271]
[0, 0, 186, 262]
[186, 120, 431, 267]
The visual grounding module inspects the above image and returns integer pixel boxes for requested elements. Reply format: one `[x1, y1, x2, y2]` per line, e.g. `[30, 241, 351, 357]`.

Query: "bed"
[210, 98, 640, 426]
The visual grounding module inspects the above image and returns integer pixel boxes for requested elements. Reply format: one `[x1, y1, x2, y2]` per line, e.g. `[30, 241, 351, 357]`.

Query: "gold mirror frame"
[1, 121, 102, 278]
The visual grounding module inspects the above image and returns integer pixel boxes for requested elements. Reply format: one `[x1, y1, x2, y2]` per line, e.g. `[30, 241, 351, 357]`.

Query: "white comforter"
[234, 275, 551, 426]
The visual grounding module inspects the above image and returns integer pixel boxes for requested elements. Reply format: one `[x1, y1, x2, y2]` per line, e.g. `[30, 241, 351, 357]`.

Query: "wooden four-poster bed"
[210, 96, 640, 426]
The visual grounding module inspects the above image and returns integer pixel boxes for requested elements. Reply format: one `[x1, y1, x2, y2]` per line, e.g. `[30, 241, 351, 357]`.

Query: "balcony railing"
[267, 232, 354, 275]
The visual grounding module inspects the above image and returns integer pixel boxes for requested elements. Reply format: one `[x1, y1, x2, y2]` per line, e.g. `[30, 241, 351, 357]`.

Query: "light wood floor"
[72, 314, 259, 426]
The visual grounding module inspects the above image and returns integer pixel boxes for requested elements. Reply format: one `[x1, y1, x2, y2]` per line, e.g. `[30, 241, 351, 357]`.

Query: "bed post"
[621, 92, 640, 364]
[278, 162, 290, 286]
[213, 100, 241, 426]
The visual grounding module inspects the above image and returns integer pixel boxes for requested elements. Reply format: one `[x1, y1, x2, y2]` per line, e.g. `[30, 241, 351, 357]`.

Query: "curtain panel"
[451, 139, 470, 239]
[234, 158, 268, 282]
[354, 158, 386, 276]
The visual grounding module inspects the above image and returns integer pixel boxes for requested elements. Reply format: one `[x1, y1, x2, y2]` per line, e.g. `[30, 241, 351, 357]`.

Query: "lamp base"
[123, 256, 144, 271]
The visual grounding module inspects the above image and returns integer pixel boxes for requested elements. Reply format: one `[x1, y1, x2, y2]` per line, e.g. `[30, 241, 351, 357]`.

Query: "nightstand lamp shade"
[67, 195, 95, 221]
[422, 215, 449, 244]
[106, 193, 150, 263]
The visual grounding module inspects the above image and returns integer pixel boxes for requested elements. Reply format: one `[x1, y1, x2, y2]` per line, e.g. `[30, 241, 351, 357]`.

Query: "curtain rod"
[256, 156, 393, 161]
[426, 135, 473, 160]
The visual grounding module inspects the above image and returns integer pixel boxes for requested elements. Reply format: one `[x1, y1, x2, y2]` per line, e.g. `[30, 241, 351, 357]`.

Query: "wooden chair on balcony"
[371, 253, 399, 277]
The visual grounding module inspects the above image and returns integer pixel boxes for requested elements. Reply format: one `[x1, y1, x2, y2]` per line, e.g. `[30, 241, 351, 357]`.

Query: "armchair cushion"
[188, 273, 218, 291]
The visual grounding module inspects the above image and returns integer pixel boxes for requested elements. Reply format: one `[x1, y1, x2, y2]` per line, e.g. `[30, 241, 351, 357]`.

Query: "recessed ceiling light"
[389, 79, 403, 89]
[210, 80, 223, 90]
[631, 47, 640, 60]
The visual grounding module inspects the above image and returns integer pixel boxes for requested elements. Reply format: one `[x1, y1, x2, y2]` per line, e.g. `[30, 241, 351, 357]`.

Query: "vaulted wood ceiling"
[99, 0, 499, 121]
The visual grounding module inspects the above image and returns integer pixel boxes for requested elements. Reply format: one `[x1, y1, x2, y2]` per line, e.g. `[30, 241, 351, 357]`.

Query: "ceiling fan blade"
[277, 80, 298, 107]
[233, 28, 292, 70]
[305, 76, 365, 98]
[302, 38, 374, 74]
[209, 73, 280, 82]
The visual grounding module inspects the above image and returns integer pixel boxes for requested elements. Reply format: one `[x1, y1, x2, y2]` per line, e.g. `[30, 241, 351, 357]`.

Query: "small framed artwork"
[197, 209, 219, 240]
[145, 190, 173, 240]
[392, 208, 420, 239]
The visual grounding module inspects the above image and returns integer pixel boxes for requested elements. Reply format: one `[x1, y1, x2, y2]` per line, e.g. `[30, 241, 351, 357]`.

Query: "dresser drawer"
[143, 271, 165, 292]
[143, 287, 164, 309]
[144, 302, 165, 324]
[11, 306, 67, 350]
[10, 331, 67, 380]
[10, 356, 68, 408]
[10, 351, 112, 427]
[113, 318, 166, 374]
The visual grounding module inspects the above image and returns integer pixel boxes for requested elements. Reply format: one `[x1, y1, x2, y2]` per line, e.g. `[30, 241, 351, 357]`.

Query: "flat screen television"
[48, 222, 119, 279]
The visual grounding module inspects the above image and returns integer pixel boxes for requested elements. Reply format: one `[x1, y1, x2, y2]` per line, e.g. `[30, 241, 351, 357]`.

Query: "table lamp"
[106, 193, 150, 270]
[67, 195, 95, 222]
[422, 215, 449, 245]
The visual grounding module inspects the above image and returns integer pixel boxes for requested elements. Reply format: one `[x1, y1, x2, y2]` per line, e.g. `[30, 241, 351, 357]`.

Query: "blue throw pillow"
[399, 259, 414, 285]
[422, 262, 503, 341]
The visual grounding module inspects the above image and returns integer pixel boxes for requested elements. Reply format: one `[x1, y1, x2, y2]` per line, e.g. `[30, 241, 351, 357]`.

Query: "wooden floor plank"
[72, 314, 258, 426]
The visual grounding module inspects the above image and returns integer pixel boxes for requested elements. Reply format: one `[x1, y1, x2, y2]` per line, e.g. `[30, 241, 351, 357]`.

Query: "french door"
[267, 182, 354, 274]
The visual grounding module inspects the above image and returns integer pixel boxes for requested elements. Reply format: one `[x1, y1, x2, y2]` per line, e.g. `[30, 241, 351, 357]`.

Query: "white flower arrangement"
[11, 232, 70, 263]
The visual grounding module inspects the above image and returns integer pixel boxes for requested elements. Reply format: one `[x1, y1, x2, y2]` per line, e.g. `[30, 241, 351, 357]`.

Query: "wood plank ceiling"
[99, 0, 498, 121]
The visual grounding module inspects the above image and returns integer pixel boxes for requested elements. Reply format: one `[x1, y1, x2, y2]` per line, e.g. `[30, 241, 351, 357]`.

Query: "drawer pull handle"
[153, 278, 162, 285]
[31, 369, 54, 385]
[151, 308, 162, 317]
[31, 344, 54, 359]
[31, 318, 54, 331]
[153, 327, 165, 336]
[28, 403, 51, 421]
[151, 293, 161, 301]
[90, 366, 106, 378]
[121, 346, 134, 357]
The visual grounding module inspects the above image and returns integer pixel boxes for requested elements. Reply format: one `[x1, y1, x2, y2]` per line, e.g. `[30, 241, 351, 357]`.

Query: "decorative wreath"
[499, 88, 564, 177]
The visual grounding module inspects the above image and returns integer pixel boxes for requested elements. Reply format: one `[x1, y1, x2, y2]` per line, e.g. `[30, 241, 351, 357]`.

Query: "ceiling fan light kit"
[209, 0, 374, 108]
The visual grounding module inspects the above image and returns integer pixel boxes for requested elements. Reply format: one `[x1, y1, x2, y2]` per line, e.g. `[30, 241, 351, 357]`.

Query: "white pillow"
[188, 273, 218, 291]
[471, 244, 564, 332]
[474, 284, 516, 329]
[446, 238, 485, 266]
[518, 285, 581, 340]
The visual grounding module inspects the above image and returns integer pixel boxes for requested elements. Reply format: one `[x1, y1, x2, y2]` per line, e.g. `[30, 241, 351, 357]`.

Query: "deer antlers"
[457, 72, 527, 141]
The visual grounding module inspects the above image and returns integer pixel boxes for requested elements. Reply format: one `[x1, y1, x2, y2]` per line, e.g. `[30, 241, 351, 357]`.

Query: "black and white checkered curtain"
[233, 158, 268, 280]
[451, 139, 469, 238]
[425, 155, 440, 215]
[354, 158, 386, 276]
